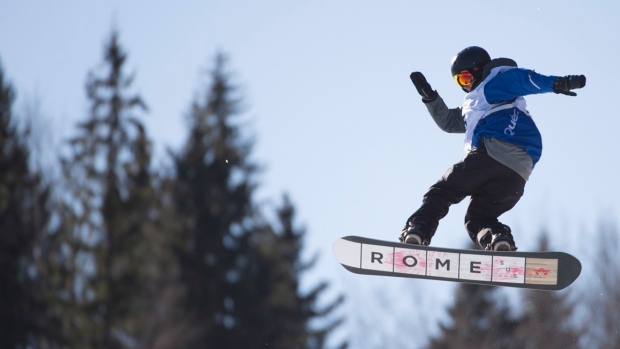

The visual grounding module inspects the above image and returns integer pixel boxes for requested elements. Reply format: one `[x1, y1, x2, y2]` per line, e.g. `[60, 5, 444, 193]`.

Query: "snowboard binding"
[476, 226, 518, 251]
[399, 223, 431, 246]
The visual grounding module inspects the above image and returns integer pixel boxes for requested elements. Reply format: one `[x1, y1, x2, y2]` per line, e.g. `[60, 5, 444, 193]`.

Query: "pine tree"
[0, 60, 53, 347]
[57, 29, 172, 348]
[511, 232, 582, 349]
[237, 195, 345, 348]
[426, 283, 518, 349]
[274, 195, 345, 349]
[168, 53, 345, 348]
[168, 51, 261, 348]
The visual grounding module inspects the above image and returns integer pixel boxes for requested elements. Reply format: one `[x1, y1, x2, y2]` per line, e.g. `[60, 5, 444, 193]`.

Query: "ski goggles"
[453, 70, 474, 87]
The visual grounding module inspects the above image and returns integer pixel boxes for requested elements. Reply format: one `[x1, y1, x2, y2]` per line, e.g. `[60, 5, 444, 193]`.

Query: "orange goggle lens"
[454, 70, 474, 87]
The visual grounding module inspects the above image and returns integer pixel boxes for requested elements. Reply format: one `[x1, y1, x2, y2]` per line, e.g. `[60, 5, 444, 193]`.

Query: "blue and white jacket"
[422, 58, 559, 179]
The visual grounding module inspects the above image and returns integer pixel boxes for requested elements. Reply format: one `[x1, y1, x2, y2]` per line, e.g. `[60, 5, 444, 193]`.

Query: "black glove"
[410, 72, 437, 102]
[553, 75, 586, 96]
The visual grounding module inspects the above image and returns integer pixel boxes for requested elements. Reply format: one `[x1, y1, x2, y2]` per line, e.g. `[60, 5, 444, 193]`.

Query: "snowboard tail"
[333, 236, 581, 291]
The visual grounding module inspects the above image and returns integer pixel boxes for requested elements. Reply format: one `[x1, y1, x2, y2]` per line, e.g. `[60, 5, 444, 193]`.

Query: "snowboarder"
[401, 46, 586, 251]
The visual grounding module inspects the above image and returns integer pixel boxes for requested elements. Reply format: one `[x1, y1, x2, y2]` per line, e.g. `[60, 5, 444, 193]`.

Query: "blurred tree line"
[424, 234, 582, 349]
[349, 229, 619, 349]
[0, 30, 344, 349]
[2, 29, 619, 349]
[422, 226, 620, 349]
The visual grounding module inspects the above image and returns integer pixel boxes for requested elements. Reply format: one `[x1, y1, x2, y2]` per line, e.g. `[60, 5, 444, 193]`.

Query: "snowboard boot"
[476, 226, 517, 251]
[399, 223, 431, 246]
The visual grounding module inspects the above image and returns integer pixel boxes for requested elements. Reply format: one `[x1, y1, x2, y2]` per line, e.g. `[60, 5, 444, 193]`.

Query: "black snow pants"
[406, 145, 526, 244]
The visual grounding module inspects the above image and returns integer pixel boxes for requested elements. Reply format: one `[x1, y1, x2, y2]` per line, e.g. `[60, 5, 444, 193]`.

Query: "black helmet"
[450, 46, 491, 77]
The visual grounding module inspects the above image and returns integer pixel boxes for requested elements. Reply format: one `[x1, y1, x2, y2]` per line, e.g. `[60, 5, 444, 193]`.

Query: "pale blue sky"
[1, 1, 619, 347]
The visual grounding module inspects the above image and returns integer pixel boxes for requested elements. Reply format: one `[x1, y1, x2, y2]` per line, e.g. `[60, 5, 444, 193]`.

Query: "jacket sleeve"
[423, 94, 465, 133]
[484, 68, 560, 104]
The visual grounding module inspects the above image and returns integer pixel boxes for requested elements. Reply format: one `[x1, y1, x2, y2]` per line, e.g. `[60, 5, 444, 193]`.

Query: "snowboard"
[333, 236, 581, 291]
